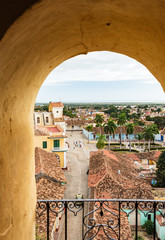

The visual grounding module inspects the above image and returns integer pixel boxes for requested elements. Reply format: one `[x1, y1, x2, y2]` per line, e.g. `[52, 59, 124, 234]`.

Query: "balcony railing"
[52, 145, 68, 152]
[36, 199, 165, 240]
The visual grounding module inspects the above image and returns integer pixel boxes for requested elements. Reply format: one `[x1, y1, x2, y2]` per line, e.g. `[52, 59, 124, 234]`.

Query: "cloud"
[43, 51, 158, 86]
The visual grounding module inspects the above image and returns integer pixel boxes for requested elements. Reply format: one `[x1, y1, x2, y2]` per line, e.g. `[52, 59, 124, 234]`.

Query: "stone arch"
[0, 0, 165, 239]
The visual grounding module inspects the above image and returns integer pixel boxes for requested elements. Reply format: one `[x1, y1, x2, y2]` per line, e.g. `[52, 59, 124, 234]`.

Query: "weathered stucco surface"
[0, 0, 165, 239]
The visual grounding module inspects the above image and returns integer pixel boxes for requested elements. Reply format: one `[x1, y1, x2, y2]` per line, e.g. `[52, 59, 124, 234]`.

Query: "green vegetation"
[63, 106, 76, 118]
[134, 236, 144, 240]
[126, 123, 134, 152]
[136, 133, 143, 146]
[95, 114, 104, 134]
[86, 125, 93, 143]
[150, 147, 165, 151]
[104, 105, 118, 118]
[34, 104, 48, 112]
[104, 118, 117, 150]
[112, 149, 139, 153]
[146, 116, 165, 129]
[142, 220, 153, 235]
[133, 119, 145, 126]
[142, 124, 159, 151]
[117, 113, 127, 147]
[105, 143, 124, 146]
[156, 151, 165, 187]
[96, 134, 107, 149]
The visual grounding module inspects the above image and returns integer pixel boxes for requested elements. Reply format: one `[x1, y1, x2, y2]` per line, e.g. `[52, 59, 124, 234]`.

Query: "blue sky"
[36, 51, 165, 103]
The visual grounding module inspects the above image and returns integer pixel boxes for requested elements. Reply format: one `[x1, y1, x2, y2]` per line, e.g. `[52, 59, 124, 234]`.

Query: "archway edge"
[0, 0, 165, 239]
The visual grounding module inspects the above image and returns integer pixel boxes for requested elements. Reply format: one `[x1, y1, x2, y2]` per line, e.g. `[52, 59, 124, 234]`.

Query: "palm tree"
[86, 125, 93, 143]
[150, 124, 159, 144]
[142, 126, 154, 151]
[142, 124, 159, 151]
[137, 133, 143, 147]
[104, 118, 117, 150]
[126, 123, 134, 152]
[117, 113, 127, 148]
[96, 134, 107, 150]
[95, 114, 104, 134]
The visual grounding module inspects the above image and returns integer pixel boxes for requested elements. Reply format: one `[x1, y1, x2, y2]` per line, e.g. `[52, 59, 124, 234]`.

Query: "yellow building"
[34, 125, 68, 168]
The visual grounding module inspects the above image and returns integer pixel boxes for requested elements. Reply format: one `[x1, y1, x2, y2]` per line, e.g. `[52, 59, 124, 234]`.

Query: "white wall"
[52, 107, 63, 118]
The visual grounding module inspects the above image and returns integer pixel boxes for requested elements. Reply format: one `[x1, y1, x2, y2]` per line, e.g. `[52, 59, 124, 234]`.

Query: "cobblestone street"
[59, 131, 97, 240]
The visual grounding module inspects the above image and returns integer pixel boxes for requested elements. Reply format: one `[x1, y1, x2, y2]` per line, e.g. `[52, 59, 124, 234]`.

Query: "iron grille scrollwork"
[36, 199, 165, 240]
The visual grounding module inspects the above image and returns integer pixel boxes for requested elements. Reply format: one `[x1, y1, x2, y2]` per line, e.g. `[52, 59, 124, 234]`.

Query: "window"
[46, 117, 49, 123]
[37, 117, 40, 123]
[54, 140, 60, 148]
[43, 141, 47, 149]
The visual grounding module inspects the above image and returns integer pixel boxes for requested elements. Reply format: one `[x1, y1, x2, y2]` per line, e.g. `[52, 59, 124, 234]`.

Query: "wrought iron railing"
[36, 199, 165, 240]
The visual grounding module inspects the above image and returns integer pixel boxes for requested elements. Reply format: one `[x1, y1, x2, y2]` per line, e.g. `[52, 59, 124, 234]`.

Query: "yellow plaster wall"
[48, 103, 52, 112]
[34, 136, 65, 151]
[57, 152, 65, 168]
[0, 0, 165, 239]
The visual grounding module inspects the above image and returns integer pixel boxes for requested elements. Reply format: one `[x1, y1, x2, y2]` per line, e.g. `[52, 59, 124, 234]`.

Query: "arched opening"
[0, 1, 165, 239]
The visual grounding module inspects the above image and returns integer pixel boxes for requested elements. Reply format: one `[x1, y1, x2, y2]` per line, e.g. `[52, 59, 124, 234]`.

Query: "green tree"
[134, 237, 144, 240]
[104, 118, 117, 150]
[142, 220, 153, 235]
[96, 134, 106, 149]
[126, 123, 134, 152]
[156, 151, 165, 187]
[137, 133, 143, 147]
[142, 124, 158, 151]
[157, 108, 162, 113]
[95, 114, 104, 134]
[117, 113, 127, 147]
[142, 126, 154, 151]
[86, 125, 93, 143]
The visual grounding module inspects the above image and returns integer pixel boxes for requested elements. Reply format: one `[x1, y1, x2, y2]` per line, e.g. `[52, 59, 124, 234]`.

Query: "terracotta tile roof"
[49, 102, 64, 108]
[34, 125, 65, 136]
[66, 119, 86, 126]
[54, 117, 64, 122]
[47, 126, 61, 133]
[66, 119, 93, 126]
[34, 126, 50, 136]
[161, 127, 165, 134]
[36, 178, 66, 239]
[136, 150, 161, 162]
[156, 215, 165, 226]
[35, 147, 66, 238]
[88, 150, 153, 199]
[124, 153, 141, 162]
[92, 125, 144, 135]
[88, 150, 154, 239]
[88, 206, 132, 240]
[35, 147, 66, 183]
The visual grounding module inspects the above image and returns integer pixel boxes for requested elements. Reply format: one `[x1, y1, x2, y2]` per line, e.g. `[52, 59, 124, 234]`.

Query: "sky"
[36, 51, 165, 103]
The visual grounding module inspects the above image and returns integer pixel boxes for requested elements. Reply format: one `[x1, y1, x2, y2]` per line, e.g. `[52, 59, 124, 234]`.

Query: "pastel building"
[34, 102, 66, 131]
[33, 112, 53, 126]
[83, 125, 144, 141]
[155, 128, 165, 142]
[66, 119, 86, 131]
[34, 125, 68, 168]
